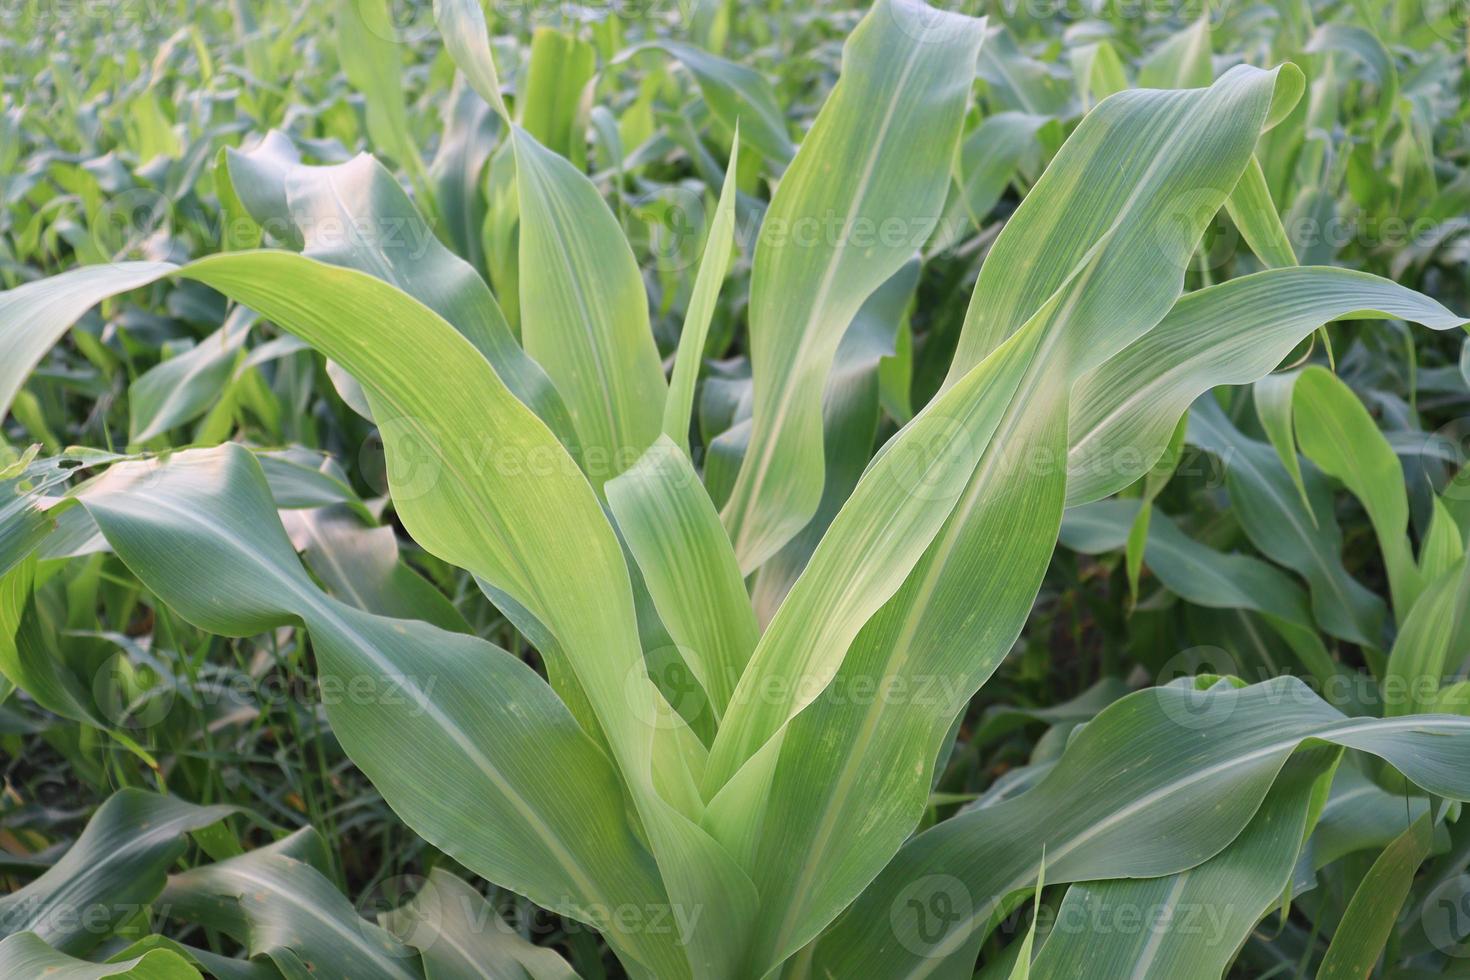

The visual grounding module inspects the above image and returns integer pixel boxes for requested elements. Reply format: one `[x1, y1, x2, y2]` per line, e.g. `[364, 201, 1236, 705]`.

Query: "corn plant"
[3, 0, 1470, 977]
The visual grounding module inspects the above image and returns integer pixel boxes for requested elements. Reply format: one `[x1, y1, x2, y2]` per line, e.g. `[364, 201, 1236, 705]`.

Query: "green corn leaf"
[1226, 154, 1299, 269]
[717, 0, 987, 571]
[944, 63, 1301, 382]
[430, 13, 670, 486]
[519, 28, 595, 161]
[0, 555, 103, 725]
[76, 444, 690, 977]
[623, 42, 792, 165]
[607, 437, 757, 720]
[0, 262, 174, 421]
[1062, 499, 1315, 630]
[160, 833, 423, 979]
[1419, 495, 1464, 581]
[1301, 765, 1436, 874]
[1316, 813, 1434, 979]
[0, 485, 53, 583]
[213, 146, 262, 252]
[335, 0, 431, 210]
[663, 133, 739, 457]
[7, 6, 1470, 979]
[128, 307, 252, 444]
[1434, 681, 1470, 714]
[1139, 16, 1213, 89]
[929, 112, 1051, 256]
[1, 449, 133, 578]
[704, 313, 1049, 797]
[279, 504, 472, 634]
[1068, 269, 1467, 507]
[0, 444, 40, 482]
[0, 558, 22, 704]
[0, 789, 234, 956]
[815, 677, 1470, 979]
[1029, 749, 1339, 980]
[1061, 500, 1345, 687]
[976, 28, 1073, 117]
[1003, 853, 1045, 980]
[708, 45, 1308, 807]
[748, 259, 920, 622]
[1124, 415, 1187, 606]
[101, 937, 278, 980]
[1304, 23, 1399, 149]
[970, 679, 1132, 753]
[255, 450, 371, 517]
[511, 127, 668, 486]
[0, 932, 202, 980]
[0, 254, 753, 976]
[220, 130, 303, 248]
[432, 0, 507, 119]
[225, 144, 578, 453]
[384, 868, 582, 980]
[1069, 41, 1127, 110]
[16, 254, 648, 758]
[429, 76, 497, 271]
[725, 62, 1309, 977]
[1190, 399, 1389, 648]
[1291, 365, 1421, 619]
[1384, 557, 1470, 716]
[1254, 369, 1317, 520]
[954, 112, 1050, 232]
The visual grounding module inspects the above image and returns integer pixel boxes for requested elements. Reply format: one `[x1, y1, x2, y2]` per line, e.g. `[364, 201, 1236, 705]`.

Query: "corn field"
[1, 0, 1469, 977]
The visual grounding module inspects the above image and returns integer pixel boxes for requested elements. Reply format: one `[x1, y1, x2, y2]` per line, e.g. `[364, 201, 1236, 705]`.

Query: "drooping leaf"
[0, 932, 202, 980]
[161, 831, 424, 980]
[77, 445, 690, 977]
[816, 677, 1470, 979]
[1068, 268, 1466, 506]
[0, 254, 751, 977]
[384, 868, 582, 980]
[620, 42, 792, 166]
[1189, 399, 1389, 648]
[1029, 750, 1338, 980]
[0, 789, 234, 956]
[128, 307, 252, 444]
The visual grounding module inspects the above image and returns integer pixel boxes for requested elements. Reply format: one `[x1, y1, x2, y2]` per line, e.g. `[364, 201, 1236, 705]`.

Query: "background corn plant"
[2, 0, 1470, 977]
